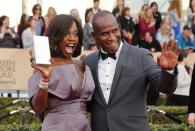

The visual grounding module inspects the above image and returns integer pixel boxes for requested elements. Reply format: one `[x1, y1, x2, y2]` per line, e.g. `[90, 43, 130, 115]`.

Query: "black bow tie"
[99, 51, 116, 60]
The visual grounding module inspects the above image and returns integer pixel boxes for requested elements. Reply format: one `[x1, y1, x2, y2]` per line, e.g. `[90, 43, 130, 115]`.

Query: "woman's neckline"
[52, 57, 73, 66]
[51, 57, 81, 67]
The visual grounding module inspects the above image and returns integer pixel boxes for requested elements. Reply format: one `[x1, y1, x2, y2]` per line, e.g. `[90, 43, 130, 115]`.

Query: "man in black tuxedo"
[188, 64, 195, 125]
[84, 10, 179, 131]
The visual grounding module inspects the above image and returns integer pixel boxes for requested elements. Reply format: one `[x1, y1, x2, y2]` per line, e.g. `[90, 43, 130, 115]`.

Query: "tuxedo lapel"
[108, 42, 129, 104]
[92, 51, 107, 105]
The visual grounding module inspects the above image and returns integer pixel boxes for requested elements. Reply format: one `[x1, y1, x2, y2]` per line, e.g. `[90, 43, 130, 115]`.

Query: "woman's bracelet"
[41, 77, 49, 82]
[39, 77, 49, 89]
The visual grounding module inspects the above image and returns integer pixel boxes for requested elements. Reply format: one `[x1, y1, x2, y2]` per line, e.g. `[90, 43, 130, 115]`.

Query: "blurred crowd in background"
[0, 0, 194, 106]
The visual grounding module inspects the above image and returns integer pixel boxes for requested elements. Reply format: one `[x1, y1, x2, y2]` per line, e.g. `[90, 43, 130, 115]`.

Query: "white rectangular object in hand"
[32, 35, 51, 65]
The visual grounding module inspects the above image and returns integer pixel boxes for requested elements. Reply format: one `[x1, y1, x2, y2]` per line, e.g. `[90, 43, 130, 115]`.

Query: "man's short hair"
[183, 25, 191, 30]
[92, 10, 115, 31]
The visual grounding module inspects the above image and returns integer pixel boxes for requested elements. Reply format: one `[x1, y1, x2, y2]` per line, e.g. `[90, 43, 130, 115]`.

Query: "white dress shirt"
[173, 63, 191, 96]
[98, 42, 123, 103]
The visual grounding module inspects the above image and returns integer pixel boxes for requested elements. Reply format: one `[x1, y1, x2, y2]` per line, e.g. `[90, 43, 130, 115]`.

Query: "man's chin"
[106, 46, 119, 53]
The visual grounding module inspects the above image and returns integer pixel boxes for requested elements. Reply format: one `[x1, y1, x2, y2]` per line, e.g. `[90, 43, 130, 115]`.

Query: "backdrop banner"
[0, 49, 194, 91]
[0, 48, 33, 91]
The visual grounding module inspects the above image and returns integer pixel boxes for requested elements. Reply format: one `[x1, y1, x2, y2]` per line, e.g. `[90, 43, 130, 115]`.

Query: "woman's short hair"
[46, 14, 83, 58]
[0, 15, 8, 26]
[121, 7, 130, 17]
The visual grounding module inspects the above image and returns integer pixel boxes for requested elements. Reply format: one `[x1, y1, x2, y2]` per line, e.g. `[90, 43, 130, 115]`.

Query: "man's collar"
[100, 41, 123, 59]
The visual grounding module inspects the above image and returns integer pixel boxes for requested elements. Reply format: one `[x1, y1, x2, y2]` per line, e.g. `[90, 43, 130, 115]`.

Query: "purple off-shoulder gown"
[28, 64, 95, 131]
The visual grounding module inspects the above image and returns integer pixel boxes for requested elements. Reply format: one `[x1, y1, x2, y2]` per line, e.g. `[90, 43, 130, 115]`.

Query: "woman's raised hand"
[29, 50, 52, 79]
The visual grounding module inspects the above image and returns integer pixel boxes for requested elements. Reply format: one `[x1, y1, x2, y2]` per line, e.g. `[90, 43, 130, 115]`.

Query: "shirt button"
[108, 62, 110, 64]
[106, 75, 108, 77]
[107, 88, 109, 90]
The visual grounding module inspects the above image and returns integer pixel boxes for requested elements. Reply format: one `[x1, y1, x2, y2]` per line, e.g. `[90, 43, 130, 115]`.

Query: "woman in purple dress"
[28, 14, 95, 131]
